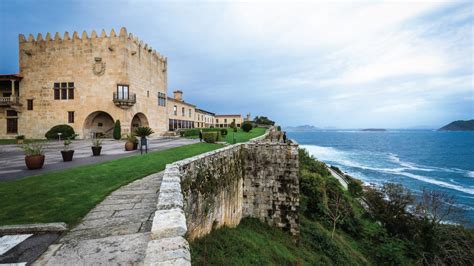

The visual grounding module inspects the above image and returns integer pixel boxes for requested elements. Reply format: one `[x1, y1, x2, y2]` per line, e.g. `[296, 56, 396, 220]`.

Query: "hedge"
[202, 132, 220, 143]
[45, 124, 76, 140]
[180, 128, 223, 137]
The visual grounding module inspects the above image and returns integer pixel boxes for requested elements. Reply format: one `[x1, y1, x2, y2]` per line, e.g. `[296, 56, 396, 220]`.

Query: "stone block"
[159, 181, 181, 193]
[157, 191, 184, 210]
[151, 208, 187, 239]
[144, 237, 190, 265]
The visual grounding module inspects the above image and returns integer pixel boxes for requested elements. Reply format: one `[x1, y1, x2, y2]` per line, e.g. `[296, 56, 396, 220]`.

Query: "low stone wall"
[144, 135, 299, 265]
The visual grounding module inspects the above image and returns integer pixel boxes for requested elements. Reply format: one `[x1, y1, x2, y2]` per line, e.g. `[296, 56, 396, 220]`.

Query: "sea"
[287, 129, 474, 224]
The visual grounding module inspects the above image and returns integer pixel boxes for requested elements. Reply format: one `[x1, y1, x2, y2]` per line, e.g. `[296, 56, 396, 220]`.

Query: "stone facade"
[0, 28, 168, 139]
[194, 108, 215, 128]
[167, 91, 197, 131]
[215, 114, 243, 128]
[0, 27, 244, 139]
[145, 133, 299, 265]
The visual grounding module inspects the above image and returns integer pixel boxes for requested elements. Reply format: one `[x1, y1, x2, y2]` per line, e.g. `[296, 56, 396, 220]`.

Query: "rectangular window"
[27, 99, 33, 110]
[68, 111, 74, 123]
[54, 88, 60, 100]
[61, 88, 67, 99]
[158, 92, 166, 106]
[173, 105, 177, 115]
[54, 82, 74, 100]
[182, 107, 185, 116]
[189, 109, 192, 117]
[6, 118, 18, 134]
[117, 85, 129, 100]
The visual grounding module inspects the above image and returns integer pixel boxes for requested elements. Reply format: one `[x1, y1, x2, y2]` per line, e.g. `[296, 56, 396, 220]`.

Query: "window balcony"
[0, 96, 21, 107]
[113, 92, 136, 108]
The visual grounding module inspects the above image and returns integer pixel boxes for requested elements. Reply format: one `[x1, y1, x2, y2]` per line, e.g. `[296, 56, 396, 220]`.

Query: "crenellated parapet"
[18, 27, 167, 65]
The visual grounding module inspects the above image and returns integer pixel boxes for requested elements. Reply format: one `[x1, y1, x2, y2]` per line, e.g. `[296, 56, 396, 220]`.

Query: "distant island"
[284, 125, 319, 132]
[361, 128, 386, 132]
[438, 119, 474, 131]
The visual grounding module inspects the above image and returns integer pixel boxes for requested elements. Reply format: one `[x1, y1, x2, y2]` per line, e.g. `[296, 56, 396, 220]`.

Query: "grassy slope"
[0, 143, 221, 226]
[191, 217, 369, 266]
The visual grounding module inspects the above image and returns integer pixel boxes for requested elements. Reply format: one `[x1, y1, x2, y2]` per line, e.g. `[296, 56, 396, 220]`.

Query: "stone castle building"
[0, 28, 243, 139]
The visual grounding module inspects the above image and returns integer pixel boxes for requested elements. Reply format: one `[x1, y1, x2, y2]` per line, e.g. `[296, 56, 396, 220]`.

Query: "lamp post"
[58, 132, 62, 141]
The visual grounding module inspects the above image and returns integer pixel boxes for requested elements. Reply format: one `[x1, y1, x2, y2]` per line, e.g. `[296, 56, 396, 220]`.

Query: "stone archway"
[131, 113, 149, 133]
[83, 111, 115, 139]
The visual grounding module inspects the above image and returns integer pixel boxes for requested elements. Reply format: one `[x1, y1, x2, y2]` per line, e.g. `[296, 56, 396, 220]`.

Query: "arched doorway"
[83, 111, 115, 139]
[131, 113, 149, 133]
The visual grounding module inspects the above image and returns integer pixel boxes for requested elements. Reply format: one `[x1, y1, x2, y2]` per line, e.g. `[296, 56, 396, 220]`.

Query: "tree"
[253, 116, 275, 126]
[326, 181, 349, 239]
[241, 121, 253, 132]
[113, 120, 121, 140]
[364, 183, 415, 238]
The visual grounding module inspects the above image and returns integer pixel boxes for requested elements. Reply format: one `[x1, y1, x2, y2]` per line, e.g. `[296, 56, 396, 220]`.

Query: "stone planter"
[124, 141, 134, 151]
[91, 146, 102, 156]
[25, 155, 45, 170]
[61, 150, 74, 162]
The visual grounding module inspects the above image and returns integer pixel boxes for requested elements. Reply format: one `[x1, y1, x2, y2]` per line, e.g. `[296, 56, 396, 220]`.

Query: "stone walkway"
[34, 172, 163, 265]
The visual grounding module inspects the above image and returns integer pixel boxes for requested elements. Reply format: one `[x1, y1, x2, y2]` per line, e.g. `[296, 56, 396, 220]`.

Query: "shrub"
[16, 135, 25, 140]
[21, 143, 44, 156]
[45, 124, 76, 140]
[241, 121, 253, 132]
[277, 126, 281, 131]
[134, 126, 154, 137]
[202, 132, 219, 143]
[113, 120, 121, 140]
[125, 133, 138, 143]
[220, 128, 228, 136]
[91, 138, 103, 147]
[180, 128, 221, 137]
[348, 179, 363, 198]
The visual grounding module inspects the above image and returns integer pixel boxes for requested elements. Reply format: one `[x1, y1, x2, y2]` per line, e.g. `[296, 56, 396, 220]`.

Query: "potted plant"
[134, 126, 154, 147]
[91, 138, 103, 156]
[124, 133, 138, 151]
[16, 135, 25, 144]
[22, 143, 45, 170]
[61, 138, 74, 161]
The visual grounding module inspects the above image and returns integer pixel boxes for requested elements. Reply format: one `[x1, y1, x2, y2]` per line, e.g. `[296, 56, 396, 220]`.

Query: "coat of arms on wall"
[92, 57, 106, 76]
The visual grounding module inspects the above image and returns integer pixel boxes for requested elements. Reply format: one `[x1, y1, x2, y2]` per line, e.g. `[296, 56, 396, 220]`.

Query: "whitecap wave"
[394, 172, 474, 196]
[301, 144, 474, 196]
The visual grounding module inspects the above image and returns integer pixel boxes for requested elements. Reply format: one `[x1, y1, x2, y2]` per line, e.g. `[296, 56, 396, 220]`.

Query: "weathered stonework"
[1, 28, 168, 139]
[145, 133, 299, 265]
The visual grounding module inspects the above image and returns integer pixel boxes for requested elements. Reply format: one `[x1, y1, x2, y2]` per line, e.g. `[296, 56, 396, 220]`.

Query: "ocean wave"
[394, 172, 474, 196]
[301, 144, 474, 195]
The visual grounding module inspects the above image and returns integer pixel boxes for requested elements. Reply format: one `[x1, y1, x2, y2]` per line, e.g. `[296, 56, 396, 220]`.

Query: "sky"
[0, 0, 472, 128]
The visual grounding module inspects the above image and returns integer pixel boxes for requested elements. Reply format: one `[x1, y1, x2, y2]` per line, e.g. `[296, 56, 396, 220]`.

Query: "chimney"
[173, 90, 183, 101]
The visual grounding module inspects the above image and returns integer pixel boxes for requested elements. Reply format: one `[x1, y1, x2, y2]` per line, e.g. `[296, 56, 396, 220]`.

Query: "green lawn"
[223, 127, 266, 143]
[0, 143, 221, 226]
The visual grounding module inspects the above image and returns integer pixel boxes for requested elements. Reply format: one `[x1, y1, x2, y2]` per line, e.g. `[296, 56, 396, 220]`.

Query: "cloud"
[1, 0, 472, 128]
